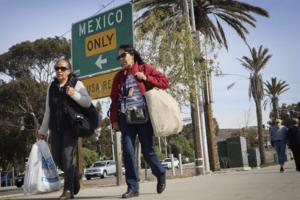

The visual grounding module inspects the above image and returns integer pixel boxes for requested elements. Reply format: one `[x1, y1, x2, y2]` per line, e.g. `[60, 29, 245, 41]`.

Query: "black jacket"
[287, 125, 300, 150]
[48, 74, 79, 132]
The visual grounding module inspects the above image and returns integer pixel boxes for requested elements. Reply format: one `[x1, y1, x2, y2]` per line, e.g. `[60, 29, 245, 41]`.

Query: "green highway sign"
[71, 3, 133, 78]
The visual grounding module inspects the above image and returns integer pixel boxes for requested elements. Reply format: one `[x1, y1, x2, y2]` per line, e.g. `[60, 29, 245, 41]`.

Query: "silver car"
[85, 160, 116, 180]
[161, 158, 179, 169]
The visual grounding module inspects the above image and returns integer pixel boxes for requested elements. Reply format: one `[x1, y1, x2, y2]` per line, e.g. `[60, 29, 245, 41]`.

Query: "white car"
[161, 158, 179, 169]
[85, 160, 116, 180]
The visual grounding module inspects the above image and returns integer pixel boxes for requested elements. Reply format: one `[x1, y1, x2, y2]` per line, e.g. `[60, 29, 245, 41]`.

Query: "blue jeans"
[119, 113, 165, 192]
[274, 140, 287, 165]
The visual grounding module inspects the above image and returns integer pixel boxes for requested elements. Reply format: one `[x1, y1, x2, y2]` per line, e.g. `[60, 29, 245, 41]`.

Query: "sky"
[0, 0, 299, 129]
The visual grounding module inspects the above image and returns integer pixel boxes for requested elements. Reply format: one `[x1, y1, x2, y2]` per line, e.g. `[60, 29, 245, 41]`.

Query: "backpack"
[63, 74, 99, 137]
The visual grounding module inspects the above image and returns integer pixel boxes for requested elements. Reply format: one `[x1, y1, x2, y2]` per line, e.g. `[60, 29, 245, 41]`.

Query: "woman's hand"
[66, 86, 75, 96]
[36, 132, 46, 140]
[135, 72, 147, 81]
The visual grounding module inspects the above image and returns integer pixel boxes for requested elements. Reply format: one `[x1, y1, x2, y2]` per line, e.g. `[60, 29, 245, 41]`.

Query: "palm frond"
[134, 0, 269, 49]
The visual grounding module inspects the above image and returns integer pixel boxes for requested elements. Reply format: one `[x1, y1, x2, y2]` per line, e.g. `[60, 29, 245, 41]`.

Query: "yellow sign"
[85, 28, 116, 57]
[81, 70, 119, 99]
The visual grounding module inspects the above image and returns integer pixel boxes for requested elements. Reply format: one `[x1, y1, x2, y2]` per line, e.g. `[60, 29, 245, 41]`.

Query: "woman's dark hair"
[119, 44, 145, 65]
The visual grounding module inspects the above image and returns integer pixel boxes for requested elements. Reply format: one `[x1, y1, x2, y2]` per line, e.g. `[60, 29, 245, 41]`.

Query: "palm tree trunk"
[254, 98, 266, 164]
[272, 97, 279, 119]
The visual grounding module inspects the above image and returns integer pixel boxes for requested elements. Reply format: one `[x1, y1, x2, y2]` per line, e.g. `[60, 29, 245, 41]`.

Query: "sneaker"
[280, 166, 284, 173]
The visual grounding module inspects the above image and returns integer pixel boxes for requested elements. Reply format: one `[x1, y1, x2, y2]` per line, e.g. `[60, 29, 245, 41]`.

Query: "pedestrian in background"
[287, 118, 300, 171]
[37, 58, 92, 200]
[109, 44, 168, 198]
[269, 119, 288, 172]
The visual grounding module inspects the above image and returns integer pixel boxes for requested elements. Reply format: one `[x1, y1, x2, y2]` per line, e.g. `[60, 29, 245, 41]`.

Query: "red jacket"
[109, 62, 169, 123]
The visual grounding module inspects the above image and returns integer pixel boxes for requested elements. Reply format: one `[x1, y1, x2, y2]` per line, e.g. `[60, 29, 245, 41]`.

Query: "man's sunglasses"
[117, 52, 129, 60]
[54, 66, 69, 72]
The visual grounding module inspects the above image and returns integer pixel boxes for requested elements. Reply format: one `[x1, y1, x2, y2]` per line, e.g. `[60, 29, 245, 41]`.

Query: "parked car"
[161, 158, 179, 169]
[15, 172, 25, 188]
[84, 160, 116, 180]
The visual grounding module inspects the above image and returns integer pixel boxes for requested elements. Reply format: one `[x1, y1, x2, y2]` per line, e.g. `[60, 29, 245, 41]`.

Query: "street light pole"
[190, 0, 211, 174]
[182, 0, 204, 175]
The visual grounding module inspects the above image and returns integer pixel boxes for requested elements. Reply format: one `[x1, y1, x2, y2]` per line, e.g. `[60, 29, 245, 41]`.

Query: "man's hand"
[36, 132, 46, 140]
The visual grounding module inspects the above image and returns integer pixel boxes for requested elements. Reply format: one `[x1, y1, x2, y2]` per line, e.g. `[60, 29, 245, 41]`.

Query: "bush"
[82, 147, 99, 168]
[168, 134, 194, 160]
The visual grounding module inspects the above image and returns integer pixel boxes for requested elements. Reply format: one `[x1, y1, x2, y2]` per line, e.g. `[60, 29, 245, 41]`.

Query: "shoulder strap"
[67, 73, 78, 88]
[63, 74, 78, 105]
[140, 64, 151, 91]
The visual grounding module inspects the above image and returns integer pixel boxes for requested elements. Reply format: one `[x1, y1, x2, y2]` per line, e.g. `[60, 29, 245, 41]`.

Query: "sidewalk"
[1, 161, 299, 200]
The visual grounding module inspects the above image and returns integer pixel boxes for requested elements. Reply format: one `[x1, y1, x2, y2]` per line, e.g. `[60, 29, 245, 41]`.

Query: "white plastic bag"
[144, 88, 183, 137]
[24, 140, 61, 194]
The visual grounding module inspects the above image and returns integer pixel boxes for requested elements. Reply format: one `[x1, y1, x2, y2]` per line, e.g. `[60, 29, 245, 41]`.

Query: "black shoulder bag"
[63, 74, 99, 137]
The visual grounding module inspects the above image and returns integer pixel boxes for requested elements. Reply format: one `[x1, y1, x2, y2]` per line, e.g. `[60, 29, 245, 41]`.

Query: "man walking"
[269, 119, 288, 172]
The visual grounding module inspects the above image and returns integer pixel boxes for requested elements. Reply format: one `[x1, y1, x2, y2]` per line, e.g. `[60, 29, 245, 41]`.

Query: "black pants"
[291, 147, 300, 171]
[49, 129, 77, 194]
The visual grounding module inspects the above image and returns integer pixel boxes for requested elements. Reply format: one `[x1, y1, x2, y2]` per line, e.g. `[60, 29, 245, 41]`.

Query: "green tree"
[82, 147, 99, 168]
[0, 77, 47, 170]
[153, 146, 165, 161]
[0, 37, 70, 82]
[168, 134, 194, 160]
[239, 45, 272, 164]
[264, 77, 289, 119]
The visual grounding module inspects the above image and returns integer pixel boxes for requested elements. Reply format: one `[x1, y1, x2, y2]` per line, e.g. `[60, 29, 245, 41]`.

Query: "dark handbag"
[125, 107, 149, 124]
[62, 74, 99, 137]
[63, 103, 99, 137]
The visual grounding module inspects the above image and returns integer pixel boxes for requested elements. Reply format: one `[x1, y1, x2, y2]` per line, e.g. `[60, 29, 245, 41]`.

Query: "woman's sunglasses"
[54, 66, 69, 72]
[117, 52, 129, 60]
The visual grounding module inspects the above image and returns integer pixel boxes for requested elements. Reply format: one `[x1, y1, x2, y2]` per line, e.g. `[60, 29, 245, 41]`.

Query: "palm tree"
[133, 0, 269, 170]
[239, 45, 272, 164]
[134, 0, 269, 49]
[264, 77, 290, 119]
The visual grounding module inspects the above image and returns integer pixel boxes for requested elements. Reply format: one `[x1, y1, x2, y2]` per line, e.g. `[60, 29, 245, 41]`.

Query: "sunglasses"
[117, 52, 129, 60]
[54, 66, 69, 72]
